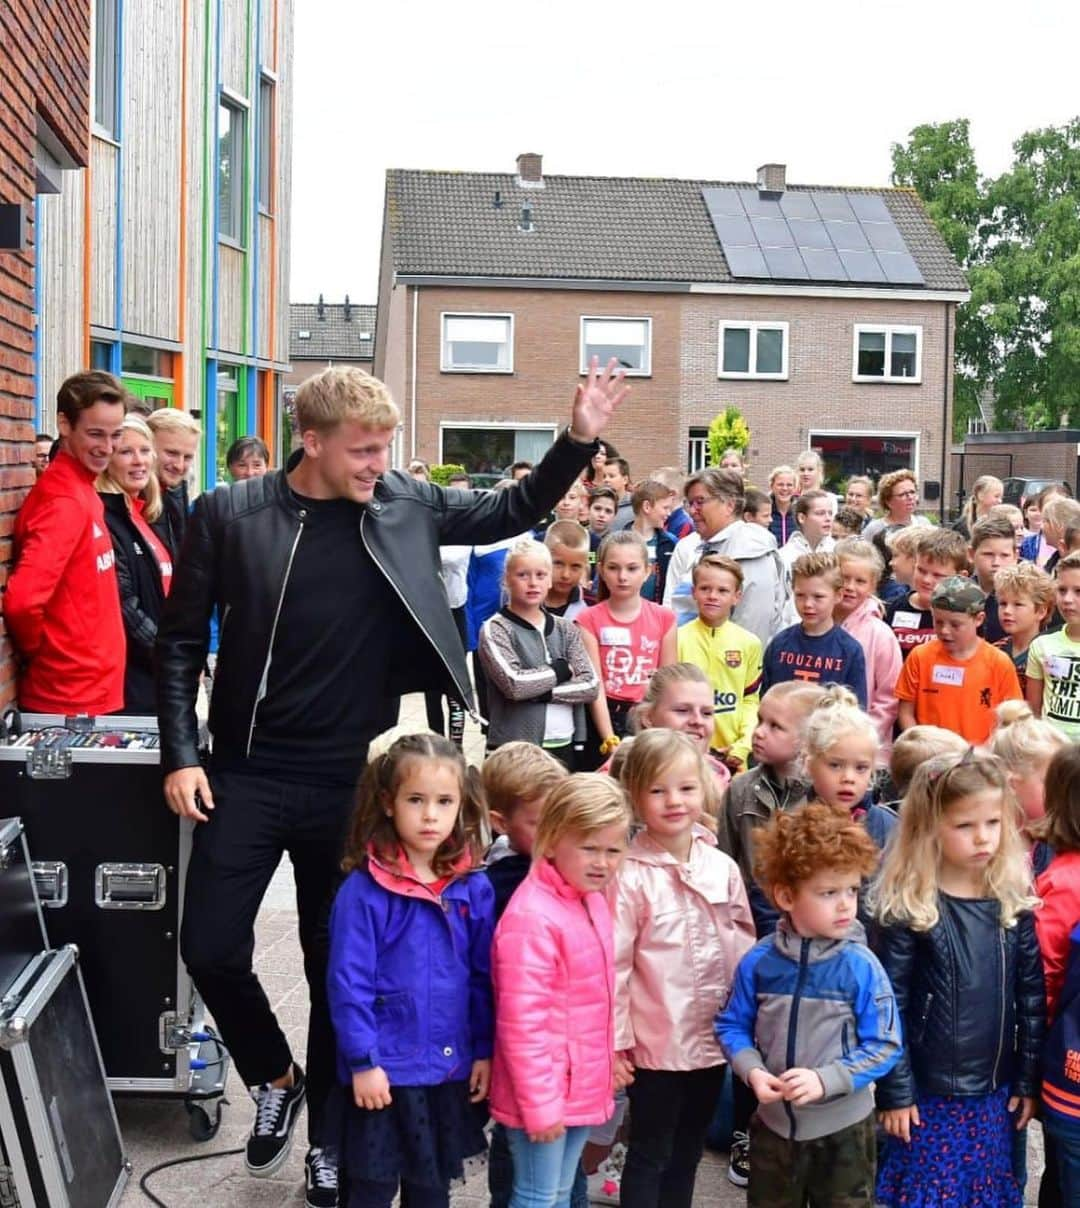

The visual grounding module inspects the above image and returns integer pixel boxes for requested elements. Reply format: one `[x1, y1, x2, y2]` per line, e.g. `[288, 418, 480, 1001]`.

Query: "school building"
[374, 155, 969, 499]
[0, 0, 294, 705]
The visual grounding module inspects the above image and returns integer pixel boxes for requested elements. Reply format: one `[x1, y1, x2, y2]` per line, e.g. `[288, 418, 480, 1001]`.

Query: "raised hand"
[570, 357, 630, 442]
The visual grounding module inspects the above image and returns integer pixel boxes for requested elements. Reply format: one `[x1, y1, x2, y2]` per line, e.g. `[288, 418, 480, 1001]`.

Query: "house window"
[853, 325, 922, 383]
[718, 321, 789, 379]
[687, 427, 709, 473]
[441, 424, 556, 479]
[218, 98, 246, 243]
[121, 344, 173, 378]
[258, 76, 274, 213]
[580, 317, 651, 375]
[215, 367, 242, 482]
[94, 0, 119, 137]
[441, 314, 513, 372]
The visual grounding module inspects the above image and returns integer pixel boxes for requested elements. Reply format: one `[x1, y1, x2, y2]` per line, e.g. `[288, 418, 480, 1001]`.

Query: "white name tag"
[892, 611, 922, 630]
[932, 664, 965, 686]
[1046, 656, 1072, 678]
[599, 626, 633, 647]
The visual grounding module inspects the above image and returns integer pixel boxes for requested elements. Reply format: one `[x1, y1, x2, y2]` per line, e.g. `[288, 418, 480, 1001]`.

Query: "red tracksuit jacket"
[4, 451, 126, 714]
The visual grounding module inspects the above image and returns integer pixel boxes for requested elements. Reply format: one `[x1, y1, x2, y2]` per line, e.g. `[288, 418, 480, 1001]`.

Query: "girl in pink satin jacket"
[613, 730, 756, 1208]
[489, 774, 631, 1208]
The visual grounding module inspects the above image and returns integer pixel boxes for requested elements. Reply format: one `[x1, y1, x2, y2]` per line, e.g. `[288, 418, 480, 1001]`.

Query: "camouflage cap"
[930, 575, 986, 614]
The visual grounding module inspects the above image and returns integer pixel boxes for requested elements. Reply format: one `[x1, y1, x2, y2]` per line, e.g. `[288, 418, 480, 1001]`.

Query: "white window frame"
[579, 315, 652, 377]
[93, 0, 119, 138]
[852, 324, 923, 384]
[687, 427, 709, 473]
[440, 312, 515, 374]
[438, 421, 558, 465]
[717, 320, 789, 380]
[218, 93, 248, 246]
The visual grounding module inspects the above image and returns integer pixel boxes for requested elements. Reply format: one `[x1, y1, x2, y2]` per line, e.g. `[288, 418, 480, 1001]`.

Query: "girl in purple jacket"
[327, 733, 494, 1208]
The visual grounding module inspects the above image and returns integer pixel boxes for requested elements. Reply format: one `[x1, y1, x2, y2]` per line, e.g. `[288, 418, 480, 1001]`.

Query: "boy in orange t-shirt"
[895, 577, 1022, 744]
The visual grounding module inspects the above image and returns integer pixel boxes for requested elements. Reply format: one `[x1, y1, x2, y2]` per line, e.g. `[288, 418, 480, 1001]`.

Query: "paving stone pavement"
[115, 695, 1042, 1207]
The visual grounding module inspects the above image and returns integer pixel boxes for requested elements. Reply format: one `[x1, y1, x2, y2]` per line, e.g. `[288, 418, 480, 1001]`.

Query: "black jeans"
[179, 766, 353, 1146]
[622, 1066, 726, 1208]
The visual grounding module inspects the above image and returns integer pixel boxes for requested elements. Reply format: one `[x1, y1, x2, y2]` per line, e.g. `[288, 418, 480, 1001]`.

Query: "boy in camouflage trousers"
[715, 802, 901, 1206]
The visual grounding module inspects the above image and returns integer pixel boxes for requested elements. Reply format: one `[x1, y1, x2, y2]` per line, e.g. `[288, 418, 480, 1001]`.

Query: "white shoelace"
[309, 1148, 338, 1189]
[253, 1084, 288, 1135]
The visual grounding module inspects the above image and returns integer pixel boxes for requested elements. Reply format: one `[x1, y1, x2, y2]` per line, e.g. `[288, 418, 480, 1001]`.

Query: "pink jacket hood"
[614, 826, 756, 1070]
[840, 597, 902, 764]
[489, 856, 615, 1133]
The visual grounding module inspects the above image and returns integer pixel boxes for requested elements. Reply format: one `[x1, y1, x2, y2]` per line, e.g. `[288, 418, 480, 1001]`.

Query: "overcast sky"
[290, 0, 1079, 305]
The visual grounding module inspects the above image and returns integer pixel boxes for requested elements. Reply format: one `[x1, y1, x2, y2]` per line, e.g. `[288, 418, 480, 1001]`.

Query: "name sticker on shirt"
[932, 664, 965, 687]
[1046, 656, 1072, 679]
[892, 611, 922, 630]
[599, 626, 633, 647]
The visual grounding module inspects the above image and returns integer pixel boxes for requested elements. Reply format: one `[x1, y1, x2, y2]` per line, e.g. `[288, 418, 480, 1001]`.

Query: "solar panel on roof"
[702, 186, 924, 286]
[838, 250, 887, 282]
[862, 222, 907, 253]
[762, 248, 810, 279]
[877, 252, 925, 285]
[779, 192, 818, 220]
[849, 194, 891, 222]
[751, 216, 795, 247]
[722, 245, 771, 277]
[799, 247, 848, 281]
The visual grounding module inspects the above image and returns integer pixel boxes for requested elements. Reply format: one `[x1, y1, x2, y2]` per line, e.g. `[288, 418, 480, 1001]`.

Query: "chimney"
[316, 293, 325, 320]
[516, 151, 544, 188]
[343, 294, 352, 321]
[757, 163, 786, 196]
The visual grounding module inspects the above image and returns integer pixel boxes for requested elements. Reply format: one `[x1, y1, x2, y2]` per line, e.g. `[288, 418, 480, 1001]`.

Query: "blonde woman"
[955, 474, 1004, 539]
[97, 413, 174, 712]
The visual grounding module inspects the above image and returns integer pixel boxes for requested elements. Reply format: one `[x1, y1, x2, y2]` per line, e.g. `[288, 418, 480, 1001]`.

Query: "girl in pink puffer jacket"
[490, 774, 631, 1208]
[613, 729, 756, 1208]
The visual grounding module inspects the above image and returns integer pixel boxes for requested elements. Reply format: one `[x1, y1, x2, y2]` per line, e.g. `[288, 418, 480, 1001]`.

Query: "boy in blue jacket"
[716, 801, 901, 1206]
[761, 551, 868, 707]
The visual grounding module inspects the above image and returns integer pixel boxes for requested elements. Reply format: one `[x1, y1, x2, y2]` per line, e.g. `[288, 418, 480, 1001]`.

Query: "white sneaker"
[587, 1142, 626, 1205]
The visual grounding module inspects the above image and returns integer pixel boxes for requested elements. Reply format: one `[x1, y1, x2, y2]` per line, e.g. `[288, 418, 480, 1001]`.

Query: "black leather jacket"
[873, 896, 1045, 1108]
[155, 430, 594, 773]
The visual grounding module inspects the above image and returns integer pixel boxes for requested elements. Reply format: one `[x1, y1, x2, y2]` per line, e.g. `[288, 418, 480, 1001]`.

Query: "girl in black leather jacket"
[871, 750, 1045, 1208]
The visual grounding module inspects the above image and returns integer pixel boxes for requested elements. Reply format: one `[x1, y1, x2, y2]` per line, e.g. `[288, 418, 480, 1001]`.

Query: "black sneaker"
[305, 1146, 339, 1208]
[727, 1129, 749, 1187]
[245, 1062, 306, 1177]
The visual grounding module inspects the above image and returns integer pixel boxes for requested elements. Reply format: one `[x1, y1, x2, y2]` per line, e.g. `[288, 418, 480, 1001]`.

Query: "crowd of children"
[319, 455, 1080, 1208]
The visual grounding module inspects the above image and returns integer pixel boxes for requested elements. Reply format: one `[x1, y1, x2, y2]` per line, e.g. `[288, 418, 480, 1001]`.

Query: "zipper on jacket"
[783, 938, 812, 1138]
[582, 898, 615, 1098]
[359, 509, 478, 719]
[246, 512, 305, 756]
[991, 928, 1007, 1086]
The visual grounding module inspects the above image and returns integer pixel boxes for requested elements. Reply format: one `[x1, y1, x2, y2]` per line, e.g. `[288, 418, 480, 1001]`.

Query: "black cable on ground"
[138, 1147, 244, 1208]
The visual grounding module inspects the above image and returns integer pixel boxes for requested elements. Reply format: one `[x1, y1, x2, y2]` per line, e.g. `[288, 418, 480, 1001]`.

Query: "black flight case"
[0, 713, 229, 1140]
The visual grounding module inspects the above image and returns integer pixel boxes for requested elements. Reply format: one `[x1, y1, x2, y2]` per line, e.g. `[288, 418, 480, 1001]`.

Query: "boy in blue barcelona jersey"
[761, 552, 867, 708]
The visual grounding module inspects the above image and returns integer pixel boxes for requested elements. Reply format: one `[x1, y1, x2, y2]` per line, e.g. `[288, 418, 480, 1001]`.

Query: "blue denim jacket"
[327, 855, 495, 1087]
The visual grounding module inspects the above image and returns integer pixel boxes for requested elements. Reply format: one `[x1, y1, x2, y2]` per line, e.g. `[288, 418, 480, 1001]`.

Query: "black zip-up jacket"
[155, 430, 595, 773]
[152, 480, 189, 559]
[873, 896, 1045, 1108]
[101, 491, 168, 714]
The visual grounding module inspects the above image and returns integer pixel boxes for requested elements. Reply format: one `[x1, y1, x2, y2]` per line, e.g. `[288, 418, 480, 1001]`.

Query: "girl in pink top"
[834, 538, 902, 766]
[490, 774, 631, 1208]
[578, 532, 677, 764]
[613, 730, 754, 1208]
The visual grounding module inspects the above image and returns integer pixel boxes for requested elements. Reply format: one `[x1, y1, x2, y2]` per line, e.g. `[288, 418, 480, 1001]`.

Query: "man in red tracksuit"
[4, 371, 128, 714]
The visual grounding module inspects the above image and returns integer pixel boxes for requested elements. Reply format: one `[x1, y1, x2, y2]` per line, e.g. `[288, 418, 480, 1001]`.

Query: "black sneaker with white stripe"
[245, 1062, 307, 1177]
[305, 1146, 339, 1208]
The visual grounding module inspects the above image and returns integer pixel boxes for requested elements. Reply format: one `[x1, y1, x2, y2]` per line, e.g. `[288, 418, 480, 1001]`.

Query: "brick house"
[0, 0, 91, 708]
[285, 296, 376, 391]
[375, 154, 968, 495]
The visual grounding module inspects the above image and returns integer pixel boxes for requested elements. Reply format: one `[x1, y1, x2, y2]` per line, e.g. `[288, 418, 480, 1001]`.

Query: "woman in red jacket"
[4, 372, 127, 715]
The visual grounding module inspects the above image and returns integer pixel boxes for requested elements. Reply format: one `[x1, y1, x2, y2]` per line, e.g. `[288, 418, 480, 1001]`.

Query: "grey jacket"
[478, 607, 599, 748]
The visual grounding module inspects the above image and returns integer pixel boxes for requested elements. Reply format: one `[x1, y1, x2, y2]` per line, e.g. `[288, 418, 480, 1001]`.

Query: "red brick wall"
[407, 286, 684, 478]
[0, 1, 90, 705]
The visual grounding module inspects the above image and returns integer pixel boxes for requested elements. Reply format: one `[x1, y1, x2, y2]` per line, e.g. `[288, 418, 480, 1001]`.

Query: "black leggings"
[622, 1066, 726, 1208]
[347, 1178, 448, 1207]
